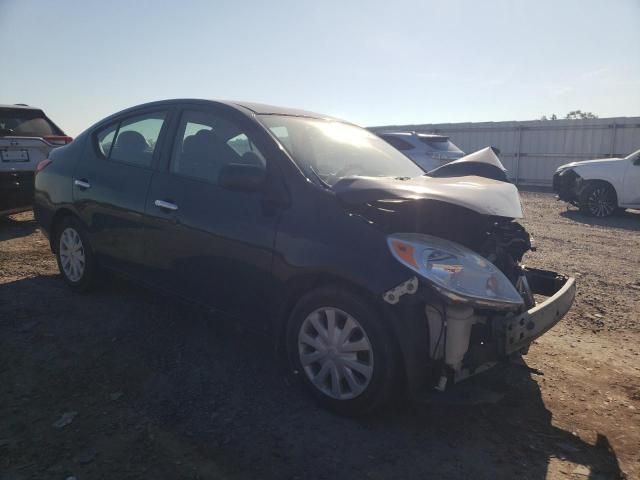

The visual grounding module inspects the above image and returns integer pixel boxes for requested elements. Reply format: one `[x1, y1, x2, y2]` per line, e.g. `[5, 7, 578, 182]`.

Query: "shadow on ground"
[560, 208, 640, 232]
[0, 213, 38, 241]
[0, 274, 625, 479]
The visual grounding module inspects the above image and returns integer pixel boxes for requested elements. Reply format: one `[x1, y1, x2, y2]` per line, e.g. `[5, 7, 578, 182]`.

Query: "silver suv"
[1, 104, 71, 216]
[376, 131, 464, 172]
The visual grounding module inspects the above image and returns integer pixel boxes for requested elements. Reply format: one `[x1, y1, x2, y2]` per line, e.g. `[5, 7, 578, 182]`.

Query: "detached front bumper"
[383, 267, 576, 394]
[446, 267, 576, 386]
[503, 268, 575, 355]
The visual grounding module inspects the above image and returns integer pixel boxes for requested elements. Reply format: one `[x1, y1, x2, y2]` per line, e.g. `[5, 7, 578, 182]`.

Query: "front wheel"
[54, 216, 99, 292]
[579, 182, 617, 217]
[287, 287, 397, 415]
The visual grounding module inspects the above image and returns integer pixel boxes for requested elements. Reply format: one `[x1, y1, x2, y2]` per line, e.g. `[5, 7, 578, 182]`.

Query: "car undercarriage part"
[422, 267, 575, 391]
[425, 303, 490, 390]
[383, 276, 418, 304]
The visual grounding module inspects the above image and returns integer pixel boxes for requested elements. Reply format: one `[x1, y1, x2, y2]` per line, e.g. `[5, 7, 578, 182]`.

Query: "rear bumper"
[0, 171, 34, 216]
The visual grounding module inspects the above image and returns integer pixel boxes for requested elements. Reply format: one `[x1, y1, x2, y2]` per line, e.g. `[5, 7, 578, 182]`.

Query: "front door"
[73, 109, 170, 276]
[622, 153, 640, 206]
[144, 106, 280, 321]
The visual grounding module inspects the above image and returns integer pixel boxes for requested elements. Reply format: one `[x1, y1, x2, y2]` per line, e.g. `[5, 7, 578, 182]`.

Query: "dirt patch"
[0, 193, 638, 479]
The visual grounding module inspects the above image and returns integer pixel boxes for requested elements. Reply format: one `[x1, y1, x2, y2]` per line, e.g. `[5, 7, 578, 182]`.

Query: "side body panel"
[71, 108, 174, 276]
[621, 159, 640, 206]
[142, 103, 286, 322]
[33, 136, 88, 234]
[573, 159, 627, 200]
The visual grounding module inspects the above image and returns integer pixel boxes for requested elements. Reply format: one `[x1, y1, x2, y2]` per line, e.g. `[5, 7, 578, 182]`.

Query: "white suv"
[0, 104, 71, 216]
[376, 131, 465, 171]
[553, 148, 640, 217]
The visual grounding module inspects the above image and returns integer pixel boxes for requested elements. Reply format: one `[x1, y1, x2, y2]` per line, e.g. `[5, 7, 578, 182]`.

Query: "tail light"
[36, 159, 52, 174]
[43, 135, 73, 145]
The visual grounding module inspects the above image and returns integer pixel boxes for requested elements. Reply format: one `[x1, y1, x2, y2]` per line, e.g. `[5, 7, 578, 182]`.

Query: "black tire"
[54, 216, 99, 292]
[286, 286, 398, 416]
[579, 181, 618, 217]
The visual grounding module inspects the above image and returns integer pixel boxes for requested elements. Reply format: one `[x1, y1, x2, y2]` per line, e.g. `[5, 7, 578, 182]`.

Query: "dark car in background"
[33, 99, 575, 414]
[0, 104, 71, 216]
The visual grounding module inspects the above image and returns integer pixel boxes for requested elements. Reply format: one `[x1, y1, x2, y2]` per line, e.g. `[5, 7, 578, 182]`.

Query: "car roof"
[108, 98, 341, 121]
[0, 104, 42, 111]
[227, 101, 338, 119]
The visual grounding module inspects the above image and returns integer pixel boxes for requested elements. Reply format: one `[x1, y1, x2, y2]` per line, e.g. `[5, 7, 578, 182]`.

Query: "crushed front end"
[335, 169, 576, 393]
[382, 218, 576, 392]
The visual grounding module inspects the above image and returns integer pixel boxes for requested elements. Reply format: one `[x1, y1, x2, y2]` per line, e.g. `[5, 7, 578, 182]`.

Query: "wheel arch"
[273, 272, 420, 392]
[273, 272, 380, 351]
[49, 207, 80, 252]
[579, 178, 619, 204]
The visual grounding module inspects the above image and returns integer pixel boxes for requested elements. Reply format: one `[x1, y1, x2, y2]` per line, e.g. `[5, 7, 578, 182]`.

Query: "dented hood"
[333, 174, 523, 218]
[445, 146, 507, 171]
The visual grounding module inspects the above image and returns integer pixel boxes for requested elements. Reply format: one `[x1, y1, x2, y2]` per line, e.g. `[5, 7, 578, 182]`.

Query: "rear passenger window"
[110, 112, 166, 167]
[95, 111, 166, 167]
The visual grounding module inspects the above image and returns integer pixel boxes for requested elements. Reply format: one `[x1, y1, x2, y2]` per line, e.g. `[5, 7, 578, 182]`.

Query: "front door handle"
[154, 199, 178, 211]
[74, 179, 91, 189]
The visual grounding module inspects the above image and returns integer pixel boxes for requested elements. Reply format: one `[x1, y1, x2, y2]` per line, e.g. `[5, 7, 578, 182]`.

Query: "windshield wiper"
[308, 165, 331, 189]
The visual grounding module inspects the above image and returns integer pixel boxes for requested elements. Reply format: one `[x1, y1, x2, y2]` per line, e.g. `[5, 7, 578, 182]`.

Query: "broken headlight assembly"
[387, 233, 525, 310]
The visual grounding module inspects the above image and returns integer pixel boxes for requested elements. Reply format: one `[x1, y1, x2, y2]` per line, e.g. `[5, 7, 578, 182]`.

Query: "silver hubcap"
[588, 187, 615, 217]
[59, 227, 85, 282]
[298, 307, 374, 400]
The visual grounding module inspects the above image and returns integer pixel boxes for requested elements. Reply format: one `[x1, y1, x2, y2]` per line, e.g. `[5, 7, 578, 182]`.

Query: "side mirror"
[218, 163, 266, 192]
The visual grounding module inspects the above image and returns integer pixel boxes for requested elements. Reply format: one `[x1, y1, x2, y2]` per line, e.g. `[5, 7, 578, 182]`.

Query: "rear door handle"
[74, 179, 91, 189]
[154, 199, 178, 211]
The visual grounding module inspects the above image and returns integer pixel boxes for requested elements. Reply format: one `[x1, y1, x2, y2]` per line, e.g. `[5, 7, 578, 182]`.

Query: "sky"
[1, 0, 639, 136]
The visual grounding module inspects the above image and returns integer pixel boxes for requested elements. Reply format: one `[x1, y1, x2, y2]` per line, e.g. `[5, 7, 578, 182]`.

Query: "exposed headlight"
[387, 233, 524, 309]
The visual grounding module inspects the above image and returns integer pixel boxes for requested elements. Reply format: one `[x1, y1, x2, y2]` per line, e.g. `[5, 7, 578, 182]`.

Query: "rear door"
[73, 109, 171, 277]
[143, 105, 280, 319]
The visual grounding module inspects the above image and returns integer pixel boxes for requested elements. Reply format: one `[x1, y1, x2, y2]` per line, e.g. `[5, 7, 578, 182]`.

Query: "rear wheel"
[54, 216, 99, 292]
[579, 182, 617, 217]
[287, 287, 397, 415]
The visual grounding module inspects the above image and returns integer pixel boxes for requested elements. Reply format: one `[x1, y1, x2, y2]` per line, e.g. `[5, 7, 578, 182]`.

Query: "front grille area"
[553, 169, 580, 202]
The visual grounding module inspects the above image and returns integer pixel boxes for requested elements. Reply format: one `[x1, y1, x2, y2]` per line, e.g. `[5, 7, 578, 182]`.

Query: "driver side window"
[171, 110, 266, 185]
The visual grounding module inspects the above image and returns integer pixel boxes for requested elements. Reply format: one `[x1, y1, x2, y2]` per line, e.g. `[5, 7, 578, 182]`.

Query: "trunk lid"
[0, 137, 53, 173]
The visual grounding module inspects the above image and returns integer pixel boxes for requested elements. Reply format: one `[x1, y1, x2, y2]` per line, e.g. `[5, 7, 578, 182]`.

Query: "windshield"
[418, 136, 463, 153]
[259, 115, 423, 186]
[0, 108, 62, 137]
[624, 148, 640, 161]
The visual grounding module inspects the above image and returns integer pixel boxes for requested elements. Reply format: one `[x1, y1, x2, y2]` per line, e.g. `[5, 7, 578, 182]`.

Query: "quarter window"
[171, 110, 266, 184]
[95, 111, 166, 167]
[96, 123, 117, 158]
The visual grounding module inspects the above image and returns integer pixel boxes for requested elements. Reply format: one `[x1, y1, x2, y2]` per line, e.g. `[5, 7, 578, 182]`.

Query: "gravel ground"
[0, 192, 638, 480]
